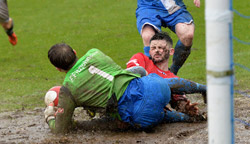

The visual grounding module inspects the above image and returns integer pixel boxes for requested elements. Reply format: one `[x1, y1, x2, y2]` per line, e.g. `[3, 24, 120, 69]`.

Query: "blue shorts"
[118, 73, 171, 129]
[136, 8, 193, 34]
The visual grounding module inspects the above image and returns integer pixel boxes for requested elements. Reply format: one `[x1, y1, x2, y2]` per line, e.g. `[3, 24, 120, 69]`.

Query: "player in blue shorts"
[136, 0, 200, 75]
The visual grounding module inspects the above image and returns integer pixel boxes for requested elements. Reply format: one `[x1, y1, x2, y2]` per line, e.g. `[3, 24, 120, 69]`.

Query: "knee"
[185, 31, 194, 41]
[176, 24, 194, 47]
[141, 32, 154, 45]
[181, 32, 194, 47]
[141, 26, 155, 46]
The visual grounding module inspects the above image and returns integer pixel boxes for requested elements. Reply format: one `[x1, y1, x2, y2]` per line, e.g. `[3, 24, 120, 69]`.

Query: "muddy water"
[0, 95, 249, 144]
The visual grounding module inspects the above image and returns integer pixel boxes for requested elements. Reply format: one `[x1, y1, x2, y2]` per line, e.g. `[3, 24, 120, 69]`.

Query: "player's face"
[149, 40, 170, 64]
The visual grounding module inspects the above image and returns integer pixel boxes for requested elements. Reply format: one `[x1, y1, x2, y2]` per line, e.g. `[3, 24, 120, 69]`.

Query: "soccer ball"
[44, 86, 61, 106]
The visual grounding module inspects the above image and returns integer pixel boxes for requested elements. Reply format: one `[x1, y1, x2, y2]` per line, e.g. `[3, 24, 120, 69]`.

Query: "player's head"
[48, 43, 77, 71]
[149, 32, 174, 64]
[149, 32, 173, 47]
[44, 86, 61, 106]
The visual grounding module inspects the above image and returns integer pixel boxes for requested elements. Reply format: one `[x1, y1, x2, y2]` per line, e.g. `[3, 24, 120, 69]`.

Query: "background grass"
[0, 0, 249, 112]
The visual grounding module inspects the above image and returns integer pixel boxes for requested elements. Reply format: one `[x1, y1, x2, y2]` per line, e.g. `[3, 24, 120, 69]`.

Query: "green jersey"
[64, 48, 139, 107]
[49, 48, 140, 133]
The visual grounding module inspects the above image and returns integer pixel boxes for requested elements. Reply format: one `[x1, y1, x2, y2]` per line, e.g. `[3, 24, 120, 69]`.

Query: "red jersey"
[126, 53, 178, 78]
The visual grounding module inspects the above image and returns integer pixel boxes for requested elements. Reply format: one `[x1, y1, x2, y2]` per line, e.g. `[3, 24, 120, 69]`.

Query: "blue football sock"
[170, 40, 191, 75]
[165, 78, 206, 94]
[143, 46, 150, 57]
[164, 110, 190, 123]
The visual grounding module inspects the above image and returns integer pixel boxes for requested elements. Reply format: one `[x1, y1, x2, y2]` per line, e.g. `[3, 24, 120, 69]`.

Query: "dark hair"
[48, 43, 76, 70]
[149, 32, 173, 47]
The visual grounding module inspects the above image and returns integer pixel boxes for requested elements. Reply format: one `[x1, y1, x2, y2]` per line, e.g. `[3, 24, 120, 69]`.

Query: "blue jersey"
[137, 0, 186, 14]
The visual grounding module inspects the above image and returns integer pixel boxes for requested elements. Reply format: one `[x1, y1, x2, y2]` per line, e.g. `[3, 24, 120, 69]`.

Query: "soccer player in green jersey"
[45, 43, 206, 133]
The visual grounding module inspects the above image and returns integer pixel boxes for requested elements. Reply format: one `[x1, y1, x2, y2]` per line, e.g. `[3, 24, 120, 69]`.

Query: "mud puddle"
[0, 95, 249, 144]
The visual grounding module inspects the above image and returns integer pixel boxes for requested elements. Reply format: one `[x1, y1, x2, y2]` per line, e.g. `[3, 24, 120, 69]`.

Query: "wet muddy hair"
[48, 43, 76, 70]
[150, 32, 173, 47]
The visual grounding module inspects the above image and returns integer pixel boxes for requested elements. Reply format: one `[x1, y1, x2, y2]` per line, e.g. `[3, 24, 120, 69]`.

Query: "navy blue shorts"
[118, 73, 171, 129]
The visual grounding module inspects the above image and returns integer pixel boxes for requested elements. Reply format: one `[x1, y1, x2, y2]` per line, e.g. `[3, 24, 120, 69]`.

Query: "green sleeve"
[48, 119, 55, 130]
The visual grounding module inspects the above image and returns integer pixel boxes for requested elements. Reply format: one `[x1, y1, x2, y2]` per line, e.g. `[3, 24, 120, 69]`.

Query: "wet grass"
[0, 0, 249, 112]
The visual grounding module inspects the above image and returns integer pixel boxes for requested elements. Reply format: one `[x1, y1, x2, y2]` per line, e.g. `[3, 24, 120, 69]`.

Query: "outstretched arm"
[44, 86, 76, 133]
[166, 78, 206, 94]
[44, 103, 56, 129]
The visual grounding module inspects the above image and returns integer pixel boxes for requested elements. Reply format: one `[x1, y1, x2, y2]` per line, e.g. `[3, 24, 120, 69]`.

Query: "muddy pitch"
[0, 95, 249, 144]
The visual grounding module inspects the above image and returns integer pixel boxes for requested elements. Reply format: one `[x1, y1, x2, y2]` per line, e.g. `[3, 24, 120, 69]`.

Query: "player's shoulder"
[133, 52, 144, 56]
[88, 48, 101, 53]
[85, 48, 105, 57]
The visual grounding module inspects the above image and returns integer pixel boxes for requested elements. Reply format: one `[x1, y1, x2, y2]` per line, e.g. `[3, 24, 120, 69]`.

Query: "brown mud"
[0, 95, 249, 144]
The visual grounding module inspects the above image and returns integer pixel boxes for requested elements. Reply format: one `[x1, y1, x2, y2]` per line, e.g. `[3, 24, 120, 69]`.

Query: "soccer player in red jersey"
[127, 32, 178, 78]
[127, 32, 206, 112]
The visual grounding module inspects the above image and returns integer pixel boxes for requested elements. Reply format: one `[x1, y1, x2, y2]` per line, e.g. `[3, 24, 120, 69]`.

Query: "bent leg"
[171, 23, 195, 75]
[136, 8, 162, 57]
[141, 25, 156, 57]
[176, 23, 194, 47]
[2, 17, 17, 45]
[165, 78, 206, 94]
[2, 17, 13, 35]
[0, 0, 17, 45]
[118, 74, 171, 129]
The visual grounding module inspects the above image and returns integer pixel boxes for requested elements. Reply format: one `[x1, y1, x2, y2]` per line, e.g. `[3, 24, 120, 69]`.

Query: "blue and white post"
[205, 0, 234, 143]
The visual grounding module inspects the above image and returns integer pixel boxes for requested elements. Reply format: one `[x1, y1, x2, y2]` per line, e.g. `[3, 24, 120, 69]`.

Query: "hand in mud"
[185, 100, 199, 116]
[44, 103, 56, 123]
[115, 119, 130, 130]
